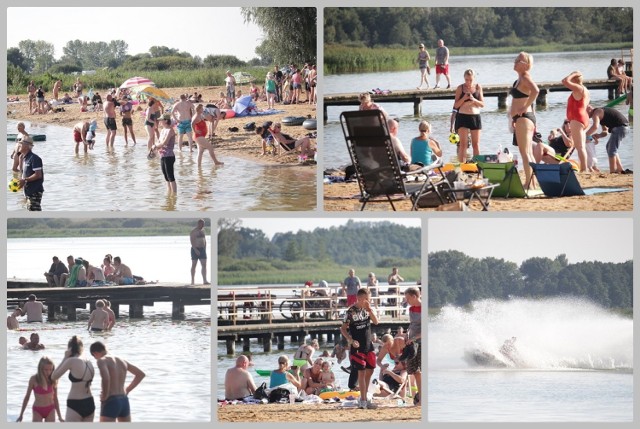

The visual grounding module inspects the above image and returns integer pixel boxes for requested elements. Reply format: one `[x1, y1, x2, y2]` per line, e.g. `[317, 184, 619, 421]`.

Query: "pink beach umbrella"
[120, 76, 155, 89]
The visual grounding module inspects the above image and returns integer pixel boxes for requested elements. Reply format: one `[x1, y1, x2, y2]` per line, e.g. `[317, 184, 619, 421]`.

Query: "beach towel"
[582, 187, 630, 196]
[65, 262, 82, 287]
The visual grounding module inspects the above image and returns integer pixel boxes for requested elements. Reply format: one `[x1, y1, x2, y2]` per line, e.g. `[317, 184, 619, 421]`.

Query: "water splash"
[429, 297, 633, 370]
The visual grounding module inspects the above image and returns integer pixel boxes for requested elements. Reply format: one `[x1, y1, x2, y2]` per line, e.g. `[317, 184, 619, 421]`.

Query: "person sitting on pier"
[107, 257, 134, 285]
[269, 355, 302, 389]
[23, 332, 45, 350]
[22, 294, 44, 323]
[44, 256, 69, 287]
[88, 300, 110, 332]
[59, 255, 75, 287]
[83, 260, 106, 286]
[293, 339, 320, 370]
[224, 355, 257, 401]
[8, 308, 23, 330]
[65, 258, 87, 288]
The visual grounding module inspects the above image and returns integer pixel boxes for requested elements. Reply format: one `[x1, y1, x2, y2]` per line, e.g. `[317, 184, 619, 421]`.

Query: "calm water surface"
[6, 236, 211, 422]
[6, 120, 316, 211]
[324, 51, 633, 168]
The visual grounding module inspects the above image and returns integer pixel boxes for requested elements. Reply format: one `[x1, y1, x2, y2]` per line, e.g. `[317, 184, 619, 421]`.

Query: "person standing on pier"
[190, 219, 210, 285]
[340, 288, 379, 409]
[417, 43, 431, 90]
[434, 39, 451, 89]
[89, 341, 145, 422]
[341, 269, 362, 307]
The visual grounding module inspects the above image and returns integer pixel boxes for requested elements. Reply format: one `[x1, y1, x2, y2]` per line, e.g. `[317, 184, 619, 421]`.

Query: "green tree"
[7, 48, 28, 72]
[242, 7, 317, 63]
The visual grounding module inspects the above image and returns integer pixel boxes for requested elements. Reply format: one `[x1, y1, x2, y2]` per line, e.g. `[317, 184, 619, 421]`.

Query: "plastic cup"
[289, 393, 296, 404]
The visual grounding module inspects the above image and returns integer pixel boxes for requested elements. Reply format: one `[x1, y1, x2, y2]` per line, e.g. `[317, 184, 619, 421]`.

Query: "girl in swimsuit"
[145, 99, 160, 151]
[562, 71, 590, 172]
[17, 356, 63, 422]
[51, 336, 95, 422]
[509, 51, 539, 189]
[453, 69, 485, 163]
[191, 104, 224, 168]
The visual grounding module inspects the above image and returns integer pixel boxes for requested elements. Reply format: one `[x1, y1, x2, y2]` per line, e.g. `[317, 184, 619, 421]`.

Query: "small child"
[86, 120, 97, 150]
[17, 356, 62, 422]
[585, 135, 600, 172]
[19, 336, 28, 346]
[319, 361, 335, 389]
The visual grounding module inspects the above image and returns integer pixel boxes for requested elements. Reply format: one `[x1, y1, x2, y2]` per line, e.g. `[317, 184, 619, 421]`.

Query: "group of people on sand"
[363, 49, 632, 188]
[224, 286, 422, 409]
[42, 254, 137, 287]
[16, 335, 145, 422]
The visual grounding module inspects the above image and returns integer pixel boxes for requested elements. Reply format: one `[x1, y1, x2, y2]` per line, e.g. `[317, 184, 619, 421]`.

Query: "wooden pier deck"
[323, 78, 620, 119]
[7, 282, 210, 320]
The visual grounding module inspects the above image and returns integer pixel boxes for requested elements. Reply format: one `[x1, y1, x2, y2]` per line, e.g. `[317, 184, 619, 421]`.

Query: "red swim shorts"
[436, 64, 449, 75]
[347, 295, 357, 306]
[73, 130, 82, 143]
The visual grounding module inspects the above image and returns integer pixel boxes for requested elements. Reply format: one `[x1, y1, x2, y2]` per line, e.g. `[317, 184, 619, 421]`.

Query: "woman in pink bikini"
[17, 356, 63, 422]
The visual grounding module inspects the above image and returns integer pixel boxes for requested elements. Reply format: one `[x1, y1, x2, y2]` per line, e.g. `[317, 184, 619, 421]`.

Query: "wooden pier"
[216, 284, 416, 354]
[323, 78, 621, 119]
[7, 282, 210, 320]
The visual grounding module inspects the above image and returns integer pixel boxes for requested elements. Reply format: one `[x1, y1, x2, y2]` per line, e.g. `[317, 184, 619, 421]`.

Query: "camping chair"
[530, 162, 585, 197]
[340, 109, 452, 211]
[476, 160, 527, 198]
[376, 373, 409, 400]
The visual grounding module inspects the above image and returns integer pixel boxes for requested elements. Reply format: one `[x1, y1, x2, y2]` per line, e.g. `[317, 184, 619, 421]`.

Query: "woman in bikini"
[192, 104, 224, 168]
[562, 71, 590, 172]
[145, 99, 161, 151]
[376, 334, 406, 371]
[51, 336, 95, 422]
[293, 339, 319, 370]
[453, 69, 485, 163]
[509, 51, 540, 188]
[17, 356, 63, 422]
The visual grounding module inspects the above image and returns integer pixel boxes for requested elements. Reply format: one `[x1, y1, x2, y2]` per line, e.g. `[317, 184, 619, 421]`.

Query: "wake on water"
[429, 297, 633, 371]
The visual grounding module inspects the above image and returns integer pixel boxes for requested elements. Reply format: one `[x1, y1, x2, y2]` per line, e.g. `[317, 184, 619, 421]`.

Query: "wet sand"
[217, 402, 421, 422]
[324, 170, 633, 211]
[7, 86, 317, 167]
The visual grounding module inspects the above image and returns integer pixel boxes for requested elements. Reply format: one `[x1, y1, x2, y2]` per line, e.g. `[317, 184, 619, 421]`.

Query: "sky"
[6, 7, 264, 61]
[429, 218, 633, 264]
[238, 218, 421, 239]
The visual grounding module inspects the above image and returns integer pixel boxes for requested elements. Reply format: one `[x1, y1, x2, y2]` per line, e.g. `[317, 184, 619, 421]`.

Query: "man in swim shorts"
[90, 341, 145, 422]
[190, 219, 210, 285]
[434, 39, 451, 89]
[108, 257, 134, 285]
[88, 300, 110, 332]
[586, 105, 631, 174]
[171, 94, 195, 151]
[103, 94, 117, 148]
[73, 121, 91, 154]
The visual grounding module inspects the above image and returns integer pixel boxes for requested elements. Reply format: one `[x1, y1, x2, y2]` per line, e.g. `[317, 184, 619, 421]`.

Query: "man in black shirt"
[340, 288, 379, 409]
[18, 136, 44, 211]
[586, 105, 631, 174]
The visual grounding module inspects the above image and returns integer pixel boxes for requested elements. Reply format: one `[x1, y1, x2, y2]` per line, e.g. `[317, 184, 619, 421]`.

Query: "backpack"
[253, 382, 268, 400]
[268, 387, 291, 403]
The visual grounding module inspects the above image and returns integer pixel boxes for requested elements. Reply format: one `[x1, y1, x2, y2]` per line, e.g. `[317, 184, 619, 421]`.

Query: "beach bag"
[268, 387, 291, 403]
[254, 382, 268, 400]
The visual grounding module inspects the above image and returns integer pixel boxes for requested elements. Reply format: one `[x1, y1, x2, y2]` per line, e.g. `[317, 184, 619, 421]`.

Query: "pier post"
[277, 335, 285, 350]
[66, 305, 77, 321]
[226, 338, 235, 355]
[497, 94, 507, 109]
[413, 98, 422, 116]
[130, 303, 144, 318]
[172, 301, 185, 320]
[48, 305, 56, 321]
[263, 334, 273, 352]
[243, 337, 251, 352]
[536, 89, 547, 107]
[323, 105, 328, 124]
[112, 303, 120, 318]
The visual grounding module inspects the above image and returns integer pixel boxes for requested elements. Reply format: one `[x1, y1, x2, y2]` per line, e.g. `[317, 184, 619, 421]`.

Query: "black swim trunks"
[455, 113, 482, 131]
[122, 117, 133, 126]
[104, 117, 117, 131]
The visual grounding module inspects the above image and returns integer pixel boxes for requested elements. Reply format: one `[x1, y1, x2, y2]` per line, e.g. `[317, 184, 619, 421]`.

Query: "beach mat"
[583, 187, 630, 196]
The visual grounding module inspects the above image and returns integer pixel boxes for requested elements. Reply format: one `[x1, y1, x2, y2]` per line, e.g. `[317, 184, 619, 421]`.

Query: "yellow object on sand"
[319, 390, 361, 400]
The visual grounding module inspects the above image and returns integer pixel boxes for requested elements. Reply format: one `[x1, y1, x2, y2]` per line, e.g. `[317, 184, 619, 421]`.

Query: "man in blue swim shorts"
[171, 94, 195, 151]
[190, 219, 210, 285]
[108, 256, 135, 285]
[90, 341, 145, 422]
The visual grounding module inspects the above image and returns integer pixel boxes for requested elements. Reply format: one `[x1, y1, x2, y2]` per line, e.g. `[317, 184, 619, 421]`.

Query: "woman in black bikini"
[509, 51, 540, 188]
[51, 336, 96, 422]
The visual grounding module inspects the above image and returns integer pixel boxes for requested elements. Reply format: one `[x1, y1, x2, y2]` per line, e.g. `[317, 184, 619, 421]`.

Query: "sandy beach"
[324, 170, 633, 211]
[7, 85, 317, 167]
[217, 403, 421, 422]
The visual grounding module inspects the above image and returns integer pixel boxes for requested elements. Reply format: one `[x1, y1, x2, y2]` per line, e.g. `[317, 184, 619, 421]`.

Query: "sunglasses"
[278, 361, 287, 365]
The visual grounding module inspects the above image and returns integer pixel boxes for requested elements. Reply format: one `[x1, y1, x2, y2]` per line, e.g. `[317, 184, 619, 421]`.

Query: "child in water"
[86, 120, 98, 150]
[17, 356, 63, 422]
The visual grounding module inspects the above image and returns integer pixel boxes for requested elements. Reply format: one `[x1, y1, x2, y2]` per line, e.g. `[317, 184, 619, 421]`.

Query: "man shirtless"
[90, 341, 145, 422]
[88, 300, 110, 331]
[103, 94, 117, 148]
[73, 121, 91, 154]
[52, 79, 62, 101]
[11, 123, 29, 172]
[190, 219, 209, 285]
[22, 294, 44, 322]
[108, 257, 134, 285]
[171, 94, 195, 151]
[224, 355, 256, 400]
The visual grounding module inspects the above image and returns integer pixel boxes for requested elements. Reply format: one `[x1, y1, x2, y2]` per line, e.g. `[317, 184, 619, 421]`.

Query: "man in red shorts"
[434, 39, 451, 89]
[340, 288, 379, 409]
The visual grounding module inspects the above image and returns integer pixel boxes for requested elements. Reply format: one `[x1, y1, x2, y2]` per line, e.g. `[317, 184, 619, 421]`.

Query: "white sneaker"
[358, 400, 367, 409]
[366, 401, 378, 409]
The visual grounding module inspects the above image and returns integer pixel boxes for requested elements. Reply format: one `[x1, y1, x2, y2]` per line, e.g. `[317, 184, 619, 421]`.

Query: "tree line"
[428, 250, 633, 309]
[325, 7, 632, 49]
[218, 219, 421, 267]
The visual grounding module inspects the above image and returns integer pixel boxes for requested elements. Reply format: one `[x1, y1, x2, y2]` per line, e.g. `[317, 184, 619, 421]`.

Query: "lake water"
[428, 298, 633, 421]
[324, 50, 633, 169]
[6, 120, 316, 211]
[6, 236, 211, 422]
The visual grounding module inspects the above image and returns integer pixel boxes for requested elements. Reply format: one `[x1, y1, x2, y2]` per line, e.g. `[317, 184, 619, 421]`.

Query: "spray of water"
[429, 297, 633, 370]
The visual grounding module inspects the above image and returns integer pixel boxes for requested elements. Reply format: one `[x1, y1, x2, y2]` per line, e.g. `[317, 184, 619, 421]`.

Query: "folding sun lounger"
[476, 160, 527, 198]
[530, 162, 585, 197]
